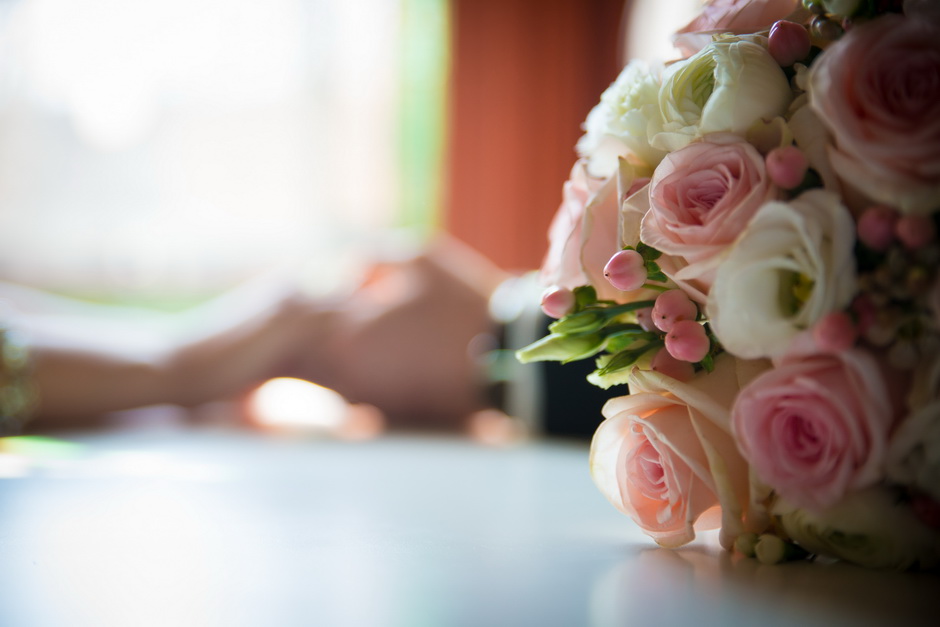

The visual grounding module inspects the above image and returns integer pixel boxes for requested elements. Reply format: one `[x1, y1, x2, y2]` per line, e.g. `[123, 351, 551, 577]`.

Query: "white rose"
[650, 35, 793, 153]
[886, 401, 940, 503]
[775, 488, 940, 571]
[707, 190, 857, 359]
[577, 59, 666, 178]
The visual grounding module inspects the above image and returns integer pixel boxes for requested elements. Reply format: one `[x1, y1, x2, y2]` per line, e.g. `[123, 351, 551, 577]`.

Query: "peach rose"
[732, 349, 893, 512]
[673, 0, 802, 58]
[590, 354, 767, 549]
[808, 14, 940, 214]
[540, 160, 651, 303]
[640, 133, 779, 294]
[540, 160, 606, 292]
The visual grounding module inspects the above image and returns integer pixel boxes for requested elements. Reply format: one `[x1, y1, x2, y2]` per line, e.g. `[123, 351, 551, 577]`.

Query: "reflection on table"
[0, 425, 936, 627]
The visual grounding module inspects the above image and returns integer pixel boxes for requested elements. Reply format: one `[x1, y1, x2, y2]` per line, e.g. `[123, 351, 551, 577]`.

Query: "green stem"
[604, 299, 657, 315]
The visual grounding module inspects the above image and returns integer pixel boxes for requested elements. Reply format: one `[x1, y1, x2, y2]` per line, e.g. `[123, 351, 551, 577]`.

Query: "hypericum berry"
[802, 0, 826, 14]
[812, 311, 858, 353]
[650, 348, 696, 381]
[766, 145, 808, 189]
[896, 215, 937, 250]
[857, 205, 899, 252]
[652, 289, 698, 333]
[665, 320, 710, 363]
[810, 15, 844, 41]
[604, 249, 647, 292]
[768, 21, 812, 67]
[635, 306, 657, 332]
[540, 287, 575, 319]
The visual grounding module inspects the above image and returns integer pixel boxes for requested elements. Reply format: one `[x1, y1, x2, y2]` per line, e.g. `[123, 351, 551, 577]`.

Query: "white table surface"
[0, 428, 936, 627]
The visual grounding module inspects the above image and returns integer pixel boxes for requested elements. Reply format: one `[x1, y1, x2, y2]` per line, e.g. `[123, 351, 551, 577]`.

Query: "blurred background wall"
[443, 0, 627, 273]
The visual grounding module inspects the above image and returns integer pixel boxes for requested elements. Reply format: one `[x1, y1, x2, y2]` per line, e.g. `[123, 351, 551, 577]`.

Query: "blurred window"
[0, 0, 446, 306]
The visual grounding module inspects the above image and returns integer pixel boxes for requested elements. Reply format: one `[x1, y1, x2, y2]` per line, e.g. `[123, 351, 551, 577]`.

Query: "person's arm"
[3, 282, 334, 430]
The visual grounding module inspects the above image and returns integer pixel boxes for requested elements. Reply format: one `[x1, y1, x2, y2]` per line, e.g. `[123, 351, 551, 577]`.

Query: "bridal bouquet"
[518, 0, 940, 570]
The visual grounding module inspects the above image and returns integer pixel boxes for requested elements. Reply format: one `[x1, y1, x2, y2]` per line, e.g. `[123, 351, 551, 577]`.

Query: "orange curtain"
[444, 0, 628, 272]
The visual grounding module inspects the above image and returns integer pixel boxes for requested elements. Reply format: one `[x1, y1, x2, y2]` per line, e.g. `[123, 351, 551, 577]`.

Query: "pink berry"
[768, 20, 812, 67]
[665, 320, 710, 363]
[765, 145, 808, 189]
[652, 289, 698, 333]
[812, 311, 857, 353]
[540, 287, 575, 319]
[651, 348, 696, 381]
[604, 249, 647, 292]
[635, 306, 657, 332]
[896, 215, 937, 250]
[857, 205, 898, 251]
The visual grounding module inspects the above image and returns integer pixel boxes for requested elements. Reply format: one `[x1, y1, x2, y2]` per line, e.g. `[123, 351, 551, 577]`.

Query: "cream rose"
[641, 133, 779, 295]
[808, 14, 940, 214]
[650, 35, 793, 153]
[707, 190, 857, 359]
[886, 401, 940, 503]
[590, 354, 768, 549]
[577, 60, 666, 177]
[776, 488, 940, 571]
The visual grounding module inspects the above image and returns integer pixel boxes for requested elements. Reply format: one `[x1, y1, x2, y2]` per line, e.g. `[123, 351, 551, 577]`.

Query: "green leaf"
[596, 343, 655, 376]
[605, 325, 656, 353]
[515, 332, 605, 364]
[636, 242, 662, 261]
[549, 310, 606, 334]
[573, 285, 598, 310]
[548, 300, 657, 335]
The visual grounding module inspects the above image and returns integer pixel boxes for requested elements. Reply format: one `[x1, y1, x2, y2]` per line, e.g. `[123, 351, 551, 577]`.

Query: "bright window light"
[0, 0, 448, 307]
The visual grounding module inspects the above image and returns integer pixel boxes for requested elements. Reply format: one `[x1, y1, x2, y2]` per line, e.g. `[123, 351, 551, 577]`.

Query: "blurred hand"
[301, 235, 508, 431]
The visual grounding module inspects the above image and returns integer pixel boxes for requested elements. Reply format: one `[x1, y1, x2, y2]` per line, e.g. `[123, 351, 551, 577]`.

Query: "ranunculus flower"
[590, 354, 769, 549]
[732, 348, 893, 512]
[776, 488, 940, 571]
[673, 0, 802, 58]
[808, 14, 940, 214]
[577, 60, 666, 177]
[650, 35, 793, 153]
[640, 133, 779, 294]
[707, 190, 856, 359]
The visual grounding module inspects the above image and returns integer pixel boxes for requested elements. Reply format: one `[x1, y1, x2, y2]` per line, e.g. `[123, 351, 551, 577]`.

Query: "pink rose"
[732, 349, 893, 512]
[590, 355, 768, 549]
[640, 133, 779, 294]
[673, 0, 802, 58]
[540, 160, 650, 302]
[808, 15, 940, 214]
